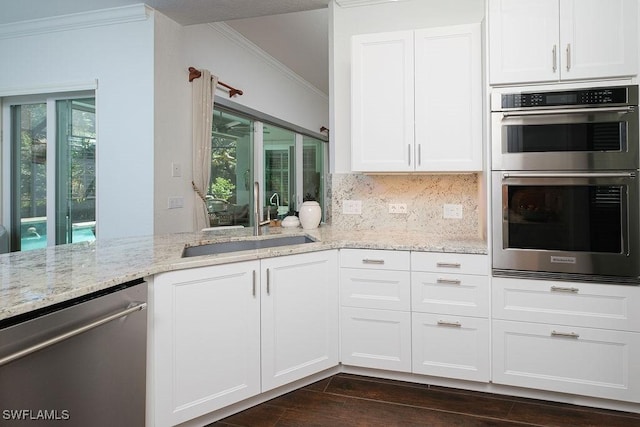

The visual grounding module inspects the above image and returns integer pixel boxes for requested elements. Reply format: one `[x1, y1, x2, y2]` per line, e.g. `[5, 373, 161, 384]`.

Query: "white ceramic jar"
[298, 201, 322, 229]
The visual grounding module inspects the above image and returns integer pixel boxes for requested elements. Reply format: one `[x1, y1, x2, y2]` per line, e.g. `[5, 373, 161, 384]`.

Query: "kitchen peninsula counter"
[0, 226, 486, 321]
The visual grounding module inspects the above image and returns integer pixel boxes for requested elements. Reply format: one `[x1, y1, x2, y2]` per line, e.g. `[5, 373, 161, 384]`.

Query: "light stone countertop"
[0, 225, 487, 322]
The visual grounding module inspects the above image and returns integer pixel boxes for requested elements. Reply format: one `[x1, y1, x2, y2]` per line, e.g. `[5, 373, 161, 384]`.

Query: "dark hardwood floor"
[211, 373, 640, 427]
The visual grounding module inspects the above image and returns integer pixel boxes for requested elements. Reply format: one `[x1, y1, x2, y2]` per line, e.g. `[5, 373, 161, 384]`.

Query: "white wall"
[0, 5, 155, 240]
[153, 18, 330, 234]
[330, 0, 486, 173]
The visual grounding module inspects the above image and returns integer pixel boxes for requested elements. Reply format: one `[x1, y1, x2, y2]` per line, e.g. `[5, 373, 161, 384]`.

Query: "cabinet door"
[261, 251, 339, 391]
[152, 262, 261, 427]
[560, 0, 638, 80]
[341, 307, 411, 372]
[489, 0, 560, 84]
[351, 31, 414, 172]
[493, 320, 640, 403]
[414, 24, 482, 171]
[412, 313, 490, 382]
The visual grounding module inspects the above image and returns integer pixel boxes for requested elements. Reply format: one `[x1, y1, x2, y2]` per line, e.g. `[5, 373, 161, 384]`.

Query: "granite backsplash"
[327, 173, 484, 239]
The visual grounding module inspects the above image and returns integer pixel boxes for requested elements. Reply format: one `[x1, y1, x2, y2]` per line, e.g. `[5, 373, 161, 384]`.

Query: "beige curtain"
[191, 69, 218, 230]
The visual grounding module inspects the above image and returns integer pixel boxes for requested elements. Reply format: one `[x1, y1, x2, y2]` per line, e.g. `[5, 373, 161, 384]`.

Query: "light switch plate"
[168, 197, 184, 209]
[443, 204, 462, 219]
[342, 200, 362, 215]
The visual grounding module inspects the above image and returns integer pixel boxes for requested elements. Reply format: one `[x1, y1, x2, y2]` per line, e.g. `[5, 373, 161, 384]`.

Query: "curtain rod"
[188, 66, 243, 98]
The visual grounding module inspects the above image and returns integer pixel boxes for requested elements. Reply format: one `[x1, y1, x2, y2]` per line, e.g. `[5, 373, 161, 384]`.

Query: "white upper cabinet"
[414, 25, 482, 171]
[489, 0, 638, 85]
[351, 31, 415, 172]
[351, 24, 482, 173]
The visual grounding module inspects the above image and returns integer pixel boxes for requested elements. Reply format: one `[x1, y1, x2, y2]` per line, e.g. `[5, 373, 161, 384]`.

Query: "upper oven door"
[491, 106, 638, 171]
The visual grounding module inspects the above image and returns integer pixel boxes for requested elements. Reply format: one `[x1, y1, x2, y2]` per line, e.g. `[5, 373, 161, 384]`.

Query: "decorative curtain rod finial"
[188, 66, 243, 98]
[188, 66, 201, 82]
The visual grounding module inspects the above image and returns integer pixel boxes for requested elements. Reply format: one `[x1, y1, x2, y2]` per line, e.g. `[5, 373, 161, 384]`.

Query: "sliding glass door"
[8, 94, 96, 251]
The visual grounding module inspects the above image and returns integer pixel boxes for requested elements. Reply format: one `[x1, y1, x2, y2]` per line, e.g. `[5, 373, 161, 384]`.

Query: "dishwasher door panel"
[0, 281, 147, 427]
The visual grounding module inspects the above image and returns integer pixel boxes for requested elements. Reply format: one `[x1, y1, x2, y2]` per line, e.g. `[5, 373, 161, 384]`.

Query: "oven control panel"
[501, 86, 631, 109]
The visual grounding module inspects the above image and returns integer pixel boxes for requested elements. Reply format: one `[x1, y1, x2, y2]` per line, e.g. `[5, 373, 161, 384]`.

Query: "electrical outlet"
[443, 204, 463, 219]
[168, 197, 184, 209]
[388, 203, 407, 214]
[342, 199, 362, 215]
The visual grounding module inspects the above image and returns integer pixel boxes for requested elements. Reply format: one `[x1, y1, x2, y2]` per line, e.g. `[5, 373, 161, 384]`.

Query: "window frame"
[213, 101, 328, 226]
[1, 90, 96, 250]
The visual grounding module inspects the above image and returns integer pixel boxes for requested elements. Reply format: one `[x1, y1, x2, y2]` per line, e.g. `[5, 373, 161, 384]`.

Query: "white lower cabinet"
[412, 313, 490, 382]
[338, 249, 491, 383]
[411, 252, 490, 382]
[492, 277, 640, 403]
[151, 250, 338, 427]
[260, 252, 339, 392]
[151, 262, 261, 427]
[339, 249, 412, 372]
[493, 319, 640, 403]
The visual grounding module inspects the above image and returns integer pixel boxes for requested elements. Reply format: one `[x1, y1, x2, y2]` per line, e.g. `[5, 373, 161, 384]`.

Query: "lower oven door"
[492, 171, 639, 283]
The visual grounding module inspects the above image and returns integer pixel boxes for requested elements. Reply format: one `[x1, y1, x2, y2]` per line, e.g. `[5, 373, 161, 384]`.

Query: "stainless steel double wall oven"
[491, 85, 640, 284]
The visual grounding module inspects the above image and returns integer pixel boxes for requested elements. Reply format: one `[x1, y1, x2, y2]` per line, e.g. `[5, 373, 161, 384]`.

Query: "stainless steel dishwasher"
[0, 279, 147, 426]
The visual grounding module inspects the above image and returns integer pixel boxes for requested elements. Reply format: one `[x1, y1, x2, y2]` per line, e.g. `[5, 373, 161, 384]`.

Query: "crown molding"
[0, 4, 152, 40]
[335, 0, 409, 7]
[207, 22, 328, 101]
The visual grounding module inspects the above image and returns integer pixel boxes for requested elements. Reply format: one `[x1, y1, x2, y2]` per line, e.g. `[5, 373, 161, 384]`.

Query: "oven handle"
[501, 106, 634, 117]
[0, 302, 147, 367]
[502, 172, 636, 179]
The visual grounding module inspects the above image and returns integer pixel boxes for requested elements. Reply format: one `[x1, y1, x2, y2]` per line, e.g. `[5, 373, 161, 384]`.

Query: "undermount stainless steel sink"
[182, 235, 315, 257]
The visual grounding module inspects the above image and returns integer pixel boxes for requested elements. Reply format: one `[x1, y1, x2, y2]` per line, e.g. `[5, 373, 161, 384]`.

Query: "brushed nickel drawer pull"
[437, 278, 461, 285]
[436, 262, 461, 268]
[551, 330, 579, 339]
[550, 286, 579, 294]
[362, 259, 385, 265]
[437, 320, 462, 328]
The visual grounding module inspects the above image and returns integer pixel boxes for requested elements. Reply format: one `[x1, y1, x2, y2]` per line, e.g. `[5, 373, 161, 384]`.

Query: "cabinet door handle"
[252, 270, 256, 297]
[551, 330, 579, 339]
[436, 262, 461, 269]
[408, 144, 412, 166]
[437, 278, 461, 285]
[362, 259, 385, 265]
[550, 285, 579, 294]
[437, 320, 462, 328]
[418, 144, 422, 167]
[266, 268, 271, 295]
[552, 44, 557, 72]
[566, 43, 571, 71]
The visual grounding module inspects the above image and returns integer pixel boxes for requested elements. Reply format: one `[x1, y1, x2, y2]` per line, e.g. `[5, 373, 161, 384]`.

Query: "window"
[5, 93, 96, 251]
[209, 106, 327, 228]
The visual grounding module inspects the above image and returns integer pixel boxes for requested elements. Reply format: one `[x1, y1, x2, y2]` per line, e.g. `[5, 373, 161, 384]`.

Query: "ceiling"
[0, 0, 331, 94]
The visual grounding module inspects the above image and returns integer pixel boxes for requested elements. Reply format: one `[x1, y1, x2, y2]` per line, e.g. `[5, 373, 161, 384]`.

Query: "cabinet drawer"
[492, 319, 640, 403]
[493, 277, 640, 332]
[411, 252, 488, 275]
[411, 272, 489, 317]
[341, 307, 411, 373]
[412, 312, 489, 382]
[340, 249, 410, 271]
[341, 268, 411, 311]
